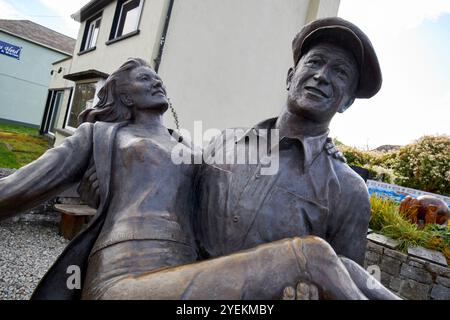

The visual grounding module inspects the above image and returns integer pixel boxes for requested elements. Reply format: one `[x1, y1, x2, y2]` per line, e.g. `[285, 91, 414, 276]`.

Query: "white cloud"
[0, 0, 31, 19]
[333, 0, 450, 149]
[38, 0, 91, 37]
[339, 0, 450, 31]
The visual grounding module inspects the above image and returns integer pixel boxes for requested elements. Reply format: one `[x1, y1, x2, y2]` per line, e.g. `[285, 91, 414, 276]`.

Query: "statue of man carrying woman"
[0, 18, 400, 300]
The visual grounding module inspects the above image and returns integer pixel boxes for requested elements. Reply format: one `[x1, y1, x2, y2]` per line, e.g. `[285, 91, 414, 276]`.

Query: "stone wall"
[364, 235, 450, 300]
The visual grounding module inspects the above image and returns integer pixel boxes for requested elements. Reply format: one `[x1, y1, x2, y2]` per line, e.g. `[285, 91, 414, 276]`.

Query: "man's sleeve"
[327, 173, 371, 266]
[0, 123, 94, 220]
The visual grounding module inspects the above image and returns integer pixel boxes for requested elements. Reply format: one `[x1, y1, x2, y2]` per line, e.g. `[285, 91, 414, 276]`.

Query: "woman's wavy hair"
[78, 58, 150, 124]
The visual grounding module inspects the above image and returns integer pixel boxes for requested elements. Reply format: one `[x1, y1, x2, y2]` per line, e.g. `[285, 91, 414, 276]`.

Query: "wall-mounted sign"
[0, 40, 22, 60]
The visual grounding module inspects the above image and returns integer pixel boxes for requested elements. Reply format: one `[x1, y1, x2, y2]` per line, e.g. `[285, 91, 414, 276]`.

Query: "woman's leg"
[339, 257, 401, 300]
[95, 236, 369, 300]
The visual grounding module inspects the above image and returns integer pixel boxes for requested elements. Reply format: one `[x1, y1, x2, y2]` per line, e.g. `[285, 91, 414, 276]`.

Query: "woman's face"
[125, 65, 169, 112]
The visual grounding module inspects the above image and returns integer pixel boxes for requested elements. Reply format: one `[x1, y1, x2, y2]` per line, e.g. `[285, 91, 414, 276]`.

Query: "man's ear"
[120, 94, 133, 107]
[286, 67, 294, 91]
[338, 96, 355, 113]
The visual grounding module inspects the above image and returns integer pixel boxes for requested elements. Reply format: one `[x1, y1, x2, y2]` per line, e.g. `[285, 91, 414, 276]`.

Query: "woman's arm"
[0, 123, 94, 220]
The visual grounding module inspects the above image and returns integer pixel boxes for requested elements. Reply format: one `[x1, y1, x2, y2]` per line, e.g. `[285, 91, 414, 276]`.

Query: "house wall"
[69, 0, 170, 75]
[158, 0, 340, 142]
[0, 31, 69, 127]
[51, 0, 340, 146]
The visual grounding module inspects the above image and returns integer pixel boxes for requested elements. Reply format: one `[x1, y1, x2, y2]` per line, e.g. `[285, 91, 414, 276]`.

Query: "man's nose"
[313, 66, 331, 85]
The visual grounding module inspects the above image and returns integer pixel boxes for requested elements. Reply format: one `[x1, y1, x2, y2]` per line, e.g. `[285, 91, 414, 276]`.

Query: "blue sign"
[367, 180, 450, 208]
[0, 40, 22, 60]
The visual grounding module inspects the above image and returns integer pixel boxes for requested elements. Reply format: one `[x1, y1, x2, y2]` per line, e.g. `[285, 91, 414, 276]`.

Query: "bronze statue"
[196, 17, 381, 267]
[0, 18, 400, 300]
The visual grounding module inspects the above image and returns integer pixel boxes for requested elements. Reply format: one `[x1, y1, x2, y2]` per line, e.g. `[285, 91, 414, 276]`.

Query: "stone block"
[408, 246, 448, 267]
[365, 251, 381, 264]
[430, 284, 450, 300]
[407, 257, 428, 269]
[426, 264, 450, 278]
[367, 233, 399, 249]
[389, 277, 402, 292]
[384, 248, 408, 262]
[400, 264, 432, 284]
[436, 276, 450, 288]
[380, 256, 402, 276]
[367, 240, 383, 254]
[399, 279, 430, 300]
[380, 272, 392, 287]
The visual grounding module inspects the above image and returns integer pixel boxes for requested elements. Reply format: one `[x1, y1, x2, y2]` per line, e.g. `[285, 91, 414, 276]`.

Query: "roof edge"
[64, 69, 109, 81]
[0, 28, 74, 55]
[71, 0, 115, 22]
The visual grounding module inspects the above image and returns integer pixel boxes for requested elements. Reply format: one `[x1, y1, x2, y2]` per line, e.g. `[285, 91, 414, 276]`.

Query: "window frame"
[64, 81, 98, 130]
[80, 12, 103, 53]
[40, 89, 65, 136]
[110, 0, 144, 41]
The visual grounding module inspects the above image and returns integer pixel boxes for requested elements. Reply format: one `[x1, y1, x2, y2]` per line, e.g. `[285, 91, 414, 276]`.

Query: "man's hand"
[282, 282, 319, 300]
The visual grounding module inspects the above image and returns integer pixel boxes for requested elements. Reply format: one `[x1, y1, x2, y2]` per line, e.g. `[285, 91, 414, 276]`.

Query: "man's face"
[286, 42, 359, 124]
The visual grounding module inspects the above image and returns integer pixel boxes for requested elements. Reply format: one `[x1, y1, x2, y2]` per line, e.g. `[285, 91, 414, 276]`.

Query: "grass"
[0, 123, 50, 169]
[369, 195, 450, 263]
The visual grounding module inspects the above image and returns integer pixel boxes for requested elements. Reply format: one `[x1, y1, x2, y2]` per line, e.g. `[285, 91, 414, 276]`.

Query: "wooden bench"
[54, 204, 96, 240]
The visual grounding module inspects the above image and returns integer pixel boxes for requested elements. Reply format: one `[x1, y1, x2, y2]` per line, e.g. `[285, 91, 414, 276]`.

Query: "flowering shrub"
[386, 135, 450, 196]
[337, 135, 450, 196]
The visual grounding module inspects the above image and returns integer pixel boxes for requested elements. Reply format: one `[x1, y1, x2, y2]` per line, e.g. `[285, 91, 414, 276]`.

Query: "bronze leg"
[93, 236, 368, 300]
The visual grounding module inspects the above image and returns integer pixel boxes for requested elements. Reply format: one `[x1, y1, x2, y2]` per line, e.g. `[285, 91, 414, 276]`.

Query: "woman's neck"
[131, 110, 168, 135]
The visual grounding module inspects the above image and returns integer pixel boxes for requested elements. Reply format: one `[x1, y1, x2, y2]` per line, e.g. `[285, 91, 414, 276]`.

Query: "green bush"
[336, 135, 450, 195]
[386, 135, 450, 196]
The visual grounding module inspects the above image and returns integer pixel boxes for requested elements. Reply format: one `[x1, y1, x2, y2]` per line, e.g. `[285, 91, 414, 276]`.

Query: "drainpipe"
[154, 0, 174, 73]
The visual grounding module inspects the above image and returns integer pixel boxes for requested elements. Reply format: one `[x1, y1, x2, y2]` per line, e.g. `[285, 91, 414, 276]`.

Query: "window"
[40, 90, 64, 135]
[111, 0, 143, 40]
[81, 14, 102, 52]
[65, 82, 97, 129]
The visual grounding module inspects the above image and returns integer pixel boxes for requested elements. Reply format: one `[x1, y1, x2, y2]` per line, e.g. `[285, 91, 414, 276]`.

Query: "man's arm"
[0, 123, 94, 220]
[327, 171, 371, 265]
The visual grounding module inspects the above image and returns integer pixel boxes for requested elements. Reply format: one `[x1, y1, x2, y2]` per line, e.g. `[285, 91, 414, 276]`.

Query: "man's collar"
[235, 117, 330, 169]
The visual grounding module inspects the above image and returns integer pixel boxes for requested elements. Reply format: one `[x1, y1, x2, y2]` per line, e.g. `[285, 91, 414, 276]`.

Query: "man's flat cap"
[292, 17, 382, 99]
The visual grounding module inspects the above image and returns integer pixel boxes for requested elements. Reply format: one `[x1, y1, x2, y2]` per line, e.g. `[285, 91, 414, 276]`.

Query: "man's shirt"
[194, 117, 370, 265]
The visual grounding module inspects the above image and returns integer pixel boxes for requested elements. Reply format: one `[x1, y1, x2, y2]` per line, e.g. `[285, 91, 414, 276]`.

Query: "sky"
[0, 0, 449, 149]
[336, 0, 450, 149]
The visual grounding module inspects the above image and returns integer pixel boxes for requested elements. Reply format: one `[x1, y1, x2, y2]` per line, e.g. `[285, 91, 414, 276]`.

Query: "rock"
[389, 277, 402, 292]
[365, 251, 381, 264]
[400, 264, 432, 284]
[426, 264, 450, 278]
[399, 279, 430, 300]
[407, 246, 448, 267]
[383, 248, 408, 262]
[367, 233, 399, 249]
[436, 276, 450, 288]
[0, 215, 69, 300]
[407, 257, 428, 269]
[380, 256, 402, 276]
[430, 285, 450, 300]
[380, 272, 392, 287]
[367, 241, 383, 254]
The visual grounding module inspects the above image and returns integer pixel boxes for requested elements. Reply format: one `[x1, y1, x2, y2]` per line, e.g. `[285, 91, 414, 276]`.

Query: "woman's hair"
[78, 58, 150, 124]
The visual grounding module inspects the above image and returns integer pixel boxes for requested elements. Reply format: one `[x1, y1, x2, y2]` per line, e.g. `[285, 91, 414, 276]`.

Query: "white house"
[47, 0, 341, 146]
